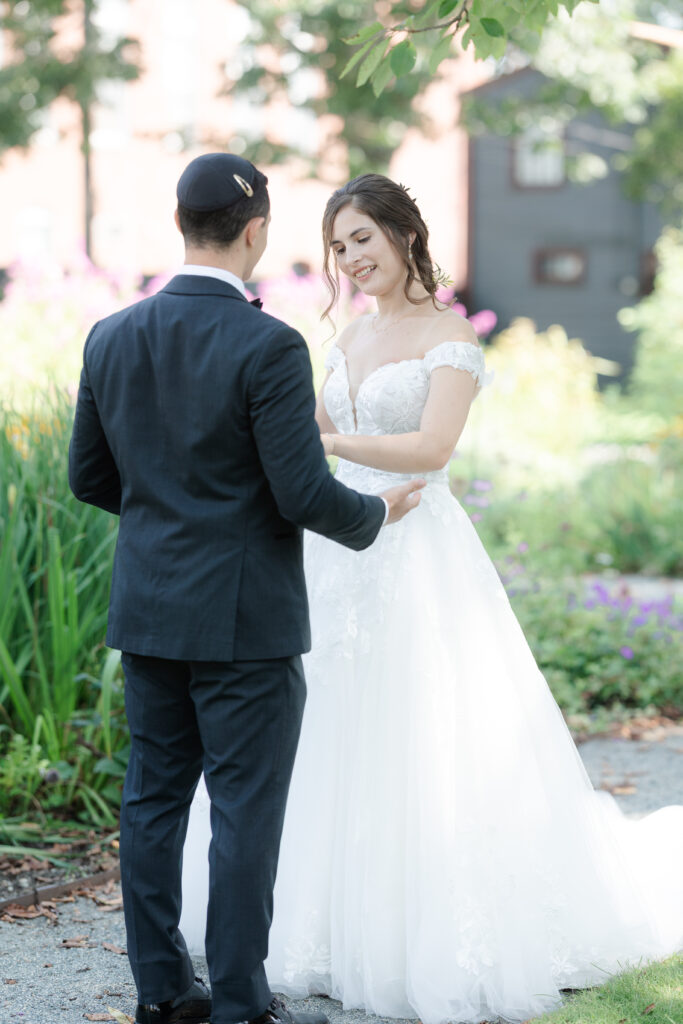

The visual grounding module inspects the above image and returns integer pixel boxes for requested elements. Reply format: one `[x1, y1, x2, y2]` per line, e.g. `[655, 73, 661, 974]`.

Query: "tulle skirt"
[181, 466, 683, 1024]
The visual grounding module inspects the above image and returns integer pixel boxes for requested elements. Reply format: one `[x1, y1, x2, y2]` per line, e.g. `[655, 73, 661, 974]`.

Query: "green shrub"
[470, 447, 683, 579]
[0, 726, 49, 818]
[619, 226, 683, 424]
[506, 574, 683, 725]
[0, 394, 127, 826]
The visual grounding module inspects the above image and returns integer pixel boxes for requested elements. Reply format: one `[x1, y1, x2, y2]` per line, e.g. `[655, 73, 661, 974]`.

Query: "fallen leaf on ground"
[37, 901, 58, 922]
[4, 979, 18, 984]
[84, 1015, 114, 1022]
[1, 900, 57, 923]
[43, 963, 53, 968]
[1, 904, 43, 920]
[0, 856, 44, 875]
[107, 1008, 134, 1024]
[642, 1004, 656, 1015]
[60, 934, 89, 948]
[600, 782, 637, 795]
[101, 942, 126, 955]
[95, 895, 124, 910]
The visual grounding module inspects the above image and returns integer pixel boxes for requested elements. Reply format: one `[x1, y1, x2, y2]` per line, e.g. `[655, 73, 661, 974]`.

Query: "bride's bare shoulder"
[428, 306, 480, 348]
[334, 314, 374, 354]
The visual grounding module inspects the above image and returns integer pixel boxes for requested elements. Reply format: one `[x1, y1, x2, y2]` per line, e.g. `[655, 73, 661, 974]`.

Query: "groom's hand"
[380, 478, 426, 525]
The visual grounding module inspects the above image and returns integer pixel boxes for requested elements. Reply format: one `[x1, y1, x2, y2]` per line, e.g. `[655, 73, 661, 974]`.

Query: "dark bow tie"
[250, 297, 263, 309]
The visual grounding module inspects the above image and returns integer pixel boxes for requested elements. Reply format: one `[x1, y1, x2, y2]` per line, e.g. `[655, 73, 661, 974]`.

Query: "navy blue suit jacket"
[68, 274, 385, 661]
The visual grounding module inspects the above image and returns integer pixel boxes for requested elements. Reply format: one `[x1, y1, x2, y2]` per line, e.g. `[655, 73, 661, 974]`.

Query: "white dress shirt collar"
[179, 264, 247, 299]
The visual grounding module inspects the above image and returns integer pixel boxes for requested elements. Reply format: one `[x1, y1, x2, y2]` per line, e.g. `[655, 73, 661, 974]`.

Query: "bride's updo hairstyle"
[322, 173, 439, 322]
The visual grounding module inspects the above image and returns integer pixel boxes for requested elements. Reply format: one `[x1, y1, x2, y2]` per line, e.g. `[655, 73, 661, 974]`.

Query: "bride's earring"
[408, 243, 413, 261]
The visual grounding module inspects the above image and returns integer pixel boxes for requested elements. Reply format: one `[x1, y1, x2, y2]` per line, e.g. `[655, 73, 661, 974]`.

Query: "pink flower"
[470, 513, 483, 523]
[517, 542, 529, 554]
[467, 309, 497, 338]
[619, 646, 635, 660]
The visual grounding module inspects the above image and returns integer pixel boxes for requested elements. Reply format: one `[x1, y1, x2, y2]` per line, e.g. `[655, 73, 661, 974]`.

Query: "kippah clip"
[233, 174, 254, 198]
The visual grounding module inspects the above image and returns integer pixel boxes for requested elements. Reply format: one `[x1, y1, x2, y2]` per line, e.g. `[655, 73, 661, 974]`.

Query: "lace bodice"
[323, 340, 490, 438]
[322, 340, 492, 503]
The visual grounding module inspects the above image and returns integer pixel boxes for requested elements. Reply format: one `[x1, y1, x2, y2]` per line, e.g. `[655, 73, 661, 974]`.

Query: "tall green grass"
[0, 391, 127, 828]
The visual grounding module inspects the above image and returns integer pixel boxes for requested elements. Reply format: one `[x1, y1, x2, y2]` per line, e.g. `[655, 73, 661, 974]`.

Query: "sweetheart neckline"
[330, 340, 479, 429]
[336, 348, 423, 420]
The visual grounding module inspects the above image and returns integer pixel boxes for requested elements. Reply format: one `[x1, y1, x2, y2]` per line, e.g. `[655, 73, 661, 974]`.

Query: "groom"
[69, 153, 424, 1024]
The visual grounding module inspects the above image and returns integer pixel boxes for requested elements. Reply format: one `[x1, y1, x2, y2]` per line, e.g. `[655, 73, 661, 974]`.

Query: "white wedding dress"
[181, 341, 683, 1024]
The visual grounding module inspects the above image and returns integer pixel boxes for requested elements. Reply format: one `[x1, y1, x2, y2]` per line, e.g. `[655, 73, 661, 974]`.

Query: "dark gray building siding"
[468, 71, 660, 372]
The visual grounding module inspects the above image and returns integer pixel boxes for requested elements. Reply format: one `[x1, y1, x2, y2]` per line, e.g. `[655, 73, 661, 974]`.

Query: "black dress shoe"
[249, 995, 329, 1024]
[135, 976, 211, 1024]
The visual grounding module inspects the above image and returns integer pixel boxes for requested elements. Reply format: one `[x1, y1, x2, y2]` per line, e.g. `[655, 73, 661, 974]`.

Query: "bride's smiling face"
[331, 204, 405, 297]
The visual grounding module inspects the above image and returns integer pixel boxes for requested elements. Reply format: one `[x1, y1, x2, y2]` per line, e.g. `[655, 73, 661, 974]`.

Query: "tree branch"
[388, 1, 472, 37]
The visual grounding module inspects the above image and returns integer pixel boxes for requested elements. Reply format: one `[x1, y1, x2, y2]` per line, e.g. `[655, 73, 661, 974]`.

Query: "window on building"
[513, 124, 565, 188]
[534, 248, 586, 285]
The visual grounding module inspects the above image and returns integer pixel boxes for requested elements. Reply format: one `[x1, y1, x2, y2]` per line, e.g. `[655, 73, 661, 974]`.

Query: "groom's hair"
[177, 169, 270, 249]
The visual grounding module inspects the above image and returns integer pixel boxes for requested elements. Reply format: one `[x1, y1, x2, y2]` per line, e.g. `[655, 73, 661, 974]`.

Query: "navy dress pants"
[119, 652, 307, 1024]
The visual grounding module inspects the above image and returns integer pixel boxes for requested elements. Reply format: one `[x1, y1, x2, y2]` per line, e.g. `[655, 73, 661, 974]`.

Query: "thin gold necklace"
[371, 309, 413, 334]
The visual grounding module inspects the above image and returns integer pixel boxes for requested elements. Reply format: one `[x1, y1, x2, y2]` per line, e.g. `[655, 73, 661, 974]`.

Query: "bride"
[181, 174, 683, 1024]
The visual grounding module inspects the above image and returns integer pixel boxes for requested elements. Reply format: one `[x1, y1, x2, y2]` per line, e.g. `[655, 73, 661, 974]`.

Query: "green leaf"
[94, 758, 126, 778]
[340, 36, 377, 80]
[481, 17, 505, 38]
[428, 34, 454, 75]
[438, 0, 460, 15]
[390, 40, 417, 78]
[343, 21, 384, 46]
[371, 59, 394, 98]
[356, 40, 388, 87]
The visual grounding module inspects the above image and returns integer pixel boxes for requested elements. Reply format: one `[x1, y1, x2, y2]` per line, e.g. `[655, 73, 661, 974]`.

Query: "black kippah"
[176, 153, 259, 212]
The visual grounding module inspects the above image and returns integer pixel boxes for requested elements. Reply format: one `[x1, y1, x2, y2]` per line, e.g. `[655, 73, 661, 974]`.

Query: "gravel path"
[1, 731, 681, 1024]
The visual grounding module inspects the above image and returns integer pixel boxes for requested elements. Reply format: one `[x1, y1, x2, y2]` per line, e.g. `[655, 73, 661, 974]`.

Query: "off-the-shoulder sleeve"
[324, 343, 344, 373]
[423, 341, 492, 389]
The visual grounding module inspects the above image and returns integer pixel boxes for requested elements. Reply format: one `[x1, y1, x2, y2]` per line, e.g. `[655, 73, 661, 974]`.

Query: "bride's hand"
[320, 433, 335, 457]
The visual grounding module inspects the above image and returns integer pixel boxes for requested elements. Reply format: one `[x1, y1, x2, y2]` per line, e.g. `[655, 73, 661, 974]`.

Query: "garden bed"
[0, 830, 119, 907]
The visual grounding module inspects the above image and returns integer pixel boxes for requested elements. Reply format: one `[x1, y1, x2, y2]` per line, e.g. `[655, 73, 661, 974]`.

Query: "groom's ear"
[244, 215, 267, 248]
[174, 209, 182, 234]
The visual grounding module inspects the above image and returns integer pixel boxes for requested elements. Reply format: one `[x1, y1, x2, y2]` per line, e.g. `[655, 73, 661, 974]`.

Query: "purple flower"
[464, 494, 490, 508]
[619, 646, 635, 660]
[517, 542, 529, 554]
[472, 479, 493, 492]
[631, 614, 649, 627]
[470, 512, 483, 523]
